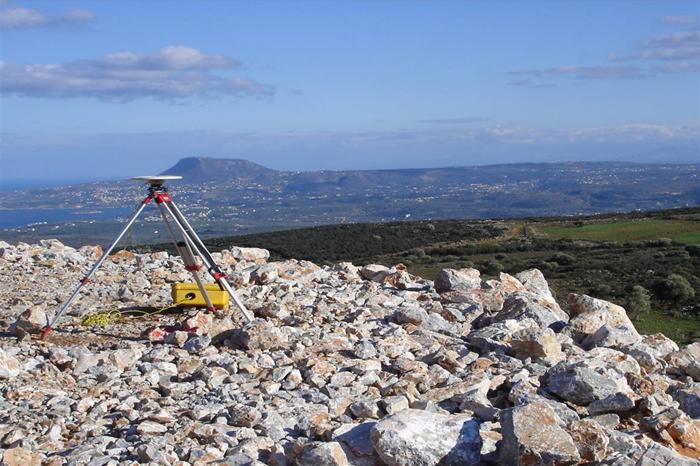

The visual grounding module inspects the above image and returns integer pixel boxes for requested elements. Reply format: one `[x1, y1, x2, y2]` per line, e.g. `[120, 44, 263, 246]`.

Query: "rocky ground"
[0, 239, 698, 466]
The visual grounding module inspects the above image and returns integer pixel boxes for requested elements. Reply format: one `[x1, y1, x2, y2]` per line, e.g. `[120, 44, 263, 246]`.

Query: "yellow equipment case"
[171, 283, 229, 309]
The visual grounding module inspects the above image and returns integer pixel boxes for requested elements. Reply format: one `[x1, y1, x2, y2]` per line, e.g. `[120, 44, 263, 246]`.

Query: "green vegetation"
[142, 207, 700, 344]
[627, 285, 652, 321]
[657, 274, 696, 306]
[542, 219, 700, 244]
[205, 220, 509, 264]
[633, 308, 700, 344]
[673, 231, 700, 245]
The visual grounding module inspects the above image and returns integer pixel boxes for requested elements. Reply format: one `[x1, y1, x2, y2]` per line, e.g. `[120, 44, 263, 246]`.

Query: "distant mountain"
[161, 157, 276, 182]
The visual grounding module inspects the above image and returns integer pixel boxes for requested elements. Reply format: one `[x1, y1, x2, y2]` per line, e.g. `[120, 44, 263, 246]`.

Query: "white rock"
[370, 409, 481, 465]
[0, 349, 21, 378]
[434, 268, 481, 293]
[230, 246, 270, 262]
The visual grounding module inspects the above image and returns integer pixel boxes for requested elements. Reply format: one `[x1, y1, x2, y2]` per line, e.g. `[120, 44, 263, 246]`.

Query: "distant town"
[0, 158, 698, 246]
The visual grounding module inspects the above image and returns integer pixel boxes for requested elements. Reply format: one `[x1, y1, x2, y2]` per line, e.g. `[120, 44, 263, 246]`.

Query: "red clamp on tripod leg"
[39, 326, 53, 339]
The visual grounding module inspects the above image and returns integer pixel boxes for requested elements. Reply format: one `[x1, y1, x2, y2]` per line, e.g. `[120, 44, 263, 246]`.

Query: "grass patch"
[673, 231, 700, 245]
[542, 219, 700, 244]
[632, 308, 700, 345]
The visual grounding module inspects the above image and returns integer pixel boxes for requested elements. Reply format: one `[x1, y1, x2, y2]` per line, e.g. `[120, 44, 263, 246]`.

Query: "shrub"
[627, 285, 651, 320]
[657, 274, 696, 305]
[550, 252, 576, 265]
[483, 260, 503, 275]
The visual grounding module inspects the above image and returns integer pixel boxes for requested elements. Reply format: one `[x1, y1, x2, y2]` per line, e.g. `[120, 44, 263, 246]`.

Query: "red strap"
[211, 271, 226, 280]
[80, 277, 91, 285]
[39, 326, 52, 339]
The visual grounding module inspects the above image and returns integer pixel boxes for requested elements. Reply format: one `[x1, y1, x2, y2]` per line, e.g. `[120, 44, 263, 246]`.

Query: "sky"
[1, 0, 699, 184]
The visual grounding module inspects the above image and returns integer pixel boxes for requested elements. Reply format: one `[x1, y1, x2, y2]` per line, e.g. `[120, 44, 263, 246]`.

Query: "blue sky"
[1, 0, 699, 183]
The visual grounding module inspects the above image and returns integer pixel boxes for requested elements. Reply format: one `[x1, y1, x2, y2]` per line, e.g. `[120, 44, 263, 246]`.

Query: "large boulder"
[639, 408, 700, 460]
[333, 422, 380, 466]
[566, 419, 609, 463]
[494, 292, 569, 330]
[636, 442, 700, 466]
[619, 334, 678, 373]
[510, 326, 564, 365]
[672, 384, 700, 419]
[514, 269, 555, 300]
[545, 363, 620, 406]
[360, 264, 392, 282]
[440, 288, 505, 313]
[466, 319, 536, 353]
[500, 402, 580, 465]
[566, 294, 640, 344]
[1, 447, 43, 466]
[230, 246, 269, 263]
[581, 323, 643, 350]
[370, 409, 482, 465]
[666, 342, 700, 382]
[434, 268, 481, 293]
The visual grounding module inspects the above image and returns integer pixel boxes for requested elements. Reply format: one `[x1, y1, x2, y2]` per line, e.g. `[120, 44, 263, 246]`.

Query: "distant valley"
[0, 157, 698, 245]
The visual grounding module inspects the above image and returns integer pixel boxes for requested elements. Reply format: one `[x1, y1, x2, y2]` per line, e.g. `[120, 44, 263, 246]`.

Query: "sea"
[0, 207, 133, 229]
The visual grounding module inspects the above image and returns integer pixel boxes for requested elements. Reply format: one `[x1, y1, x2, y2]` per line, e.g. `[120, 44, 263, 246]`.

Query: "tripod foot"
[39, 326, 53, 340]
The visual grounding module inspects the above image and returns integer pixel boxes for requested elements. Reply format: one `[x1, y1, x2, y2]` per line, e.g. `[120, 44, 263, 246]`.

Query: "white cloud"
[0, 7, 95, 30]
[0, 46, 274, 102]
[0, 7, 45, 29]
[512, 25, 700, 86]
[610, 30, 700, 63]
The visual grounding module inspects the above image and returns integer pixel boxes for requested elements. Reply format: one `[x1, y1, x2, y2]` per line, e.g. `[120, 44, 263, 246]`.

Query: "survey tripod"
[41, 176, 254, 337]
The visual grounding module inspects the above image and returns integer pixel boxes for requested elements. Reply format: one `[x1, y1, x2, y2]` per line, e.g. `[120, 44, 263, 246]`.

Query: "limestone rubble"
[0, 239, 698, 465]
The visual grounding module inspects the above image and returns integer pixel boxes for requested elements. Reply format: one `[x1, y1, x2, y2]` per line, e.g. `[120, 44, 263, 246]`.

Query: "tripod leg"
[162, 202, 254, 323]
[42, 197, 152, 337]
[156, 204, 216, 312]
